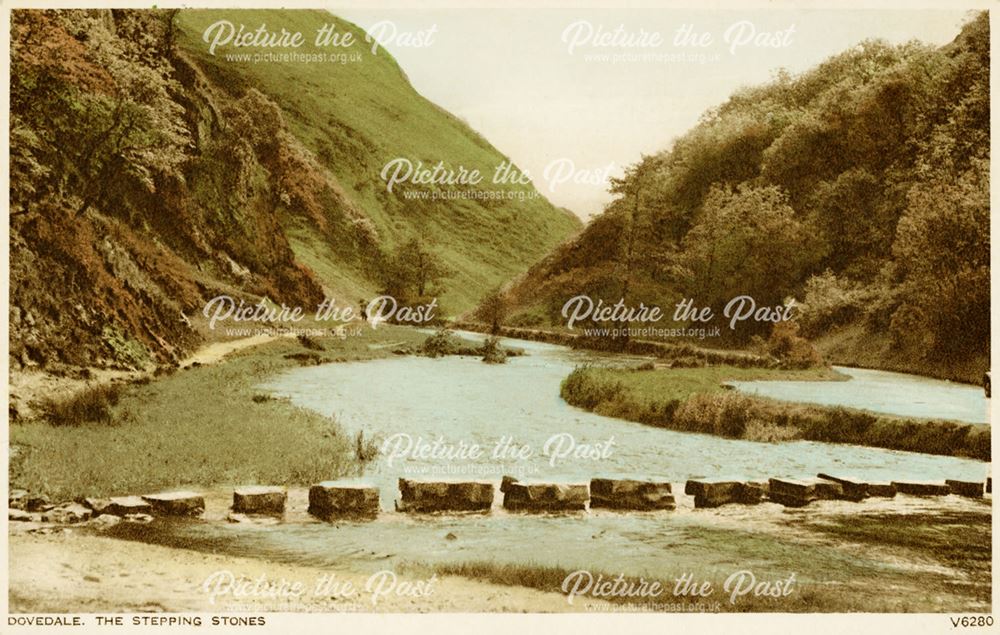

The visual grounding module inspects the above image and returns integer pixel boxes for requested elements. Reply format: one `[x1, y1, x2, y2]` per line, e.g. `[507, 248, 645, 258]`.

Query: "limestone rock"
[233, 486, 287, 515]
[43, 502, 93, 523]
[86, 496, 153, 516]
[768, 478, 815, 507]
[396, 479, 494, 512]
[590, 479, 675, 511]
[308, 482, 379, 519]
[945, 479, 985, 498]
[685, 480, 762, 508]
[9, 489, 29, 510]
[816, 474, 868, 501]
[891, 481, 950, 496]
[501, 478, 588, 512]
[866, 483, 897, 497]
[9, 508, 32, 522]
[89, 514, 122, 530]
[142, 491, 205, 516]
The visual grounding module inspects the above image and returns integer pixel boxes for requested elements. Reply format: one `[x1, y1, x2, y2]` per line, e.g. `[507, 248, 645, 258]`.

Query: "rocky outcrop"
[308, 482, 379, 519]
[142, 491, 205, 516]
[590, 479, 675, 511]
[501, 477, 588, 512]
[396, 479, 494, 513]
[233, 486, 287, 515]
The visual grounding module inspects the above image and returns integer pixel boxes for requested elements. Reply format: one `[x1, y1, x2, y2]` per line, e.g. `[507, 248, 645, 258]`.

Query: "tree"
[380, 238, 451, 300]
[890, 159, 989, 357]
[679, 184, 821, 327]
[475, 287, 509, 334]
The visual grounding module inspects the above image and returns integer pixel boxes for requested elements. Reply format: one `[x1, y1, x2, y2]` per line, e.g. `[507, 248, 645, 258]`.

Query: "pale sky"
[337, 7, 973, 218]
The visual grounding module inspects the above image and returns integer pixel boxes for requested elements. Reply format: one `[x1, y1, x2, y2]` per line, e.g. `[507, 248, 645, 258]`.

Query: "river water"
[119, 333, 990, 585]
[730, 366, 989, 424]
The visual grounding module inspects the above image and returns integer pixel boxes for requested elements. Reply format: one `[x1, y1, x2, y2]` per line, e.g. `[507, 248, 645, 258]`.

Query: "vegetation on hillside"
[499, 13, 988, 378]
[9, 8, 579, 370]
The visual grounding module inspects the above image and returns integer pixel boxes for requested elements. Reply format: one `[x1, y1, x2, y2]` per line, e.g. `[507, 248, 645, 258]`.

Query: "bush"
[560, 367, 627, 410]
[757, 321, 823, 369]
[481, 336, 508, 364]
[420, 328, 458, 358]
[42, 383, 124, 427]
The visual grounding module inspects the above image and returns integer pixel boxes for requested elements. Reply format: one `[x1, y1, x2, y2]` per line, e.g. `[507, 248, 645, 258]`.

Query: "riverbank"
[560, 366, 990, 460]
[814, 323, 988, 386]
[8, 531, 601, 613]
[8, 325, 434, 501]
[9, 495, 990, 613]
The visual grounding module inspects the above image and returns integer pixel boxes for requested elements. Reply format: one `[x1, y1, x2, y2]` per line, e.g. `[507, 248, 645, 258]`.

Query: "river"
[114, 333, 990, 585]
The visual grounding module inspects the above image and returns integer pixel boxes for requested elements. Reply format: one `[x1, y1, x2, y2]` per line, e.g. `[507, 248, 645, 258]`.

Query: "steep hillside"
[494, 13, 988, 381]
[9, 9, 579, 371]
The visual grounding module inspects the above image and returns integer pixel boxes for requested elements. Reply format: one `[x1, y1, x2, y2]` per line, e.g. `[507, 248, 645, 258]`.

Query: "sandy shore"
[8, 531, 603, 613]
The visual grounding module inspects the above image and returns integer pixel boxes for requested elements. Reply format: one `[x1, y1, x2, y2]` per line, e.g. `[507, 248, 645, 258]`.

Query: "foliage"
[480, 336, 508, 364]
[498, 12, 990, 369]
[41, 383, 124, 427]
[420, 327, 459, 358]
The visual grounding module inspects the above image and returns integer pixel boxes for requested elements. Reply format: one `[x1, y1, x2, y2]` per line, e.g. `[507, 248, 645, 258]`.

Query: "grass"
[9, 325, 428, 500]
[175, 9, 580, 313]
[40, 383, 124, 427]
[425, 511, 992, 612]
[560, 365, 990, 460]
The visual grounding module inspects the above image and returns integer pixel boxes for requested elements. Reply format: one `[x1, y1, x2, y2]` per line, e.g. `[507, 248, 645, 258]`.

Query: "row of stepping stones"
[12, 475, 989, 524]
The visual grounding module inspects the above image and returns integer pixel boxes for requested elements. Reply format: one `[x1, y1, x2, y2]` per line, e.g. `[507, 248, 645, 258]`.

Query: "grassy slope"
[175, 10, 581, 312]
[9, 325, 429, 500]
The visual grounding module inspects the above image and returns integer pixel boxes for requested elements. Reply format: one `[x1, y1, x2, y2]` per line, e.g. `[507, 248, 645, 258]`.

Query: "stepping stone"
[590, 479, 675, 511]
[768, 478, 815, 507]
[501, 477, 588, 512]
[142, 491, 205, 516]
[685, 480, 762, 508]
[233, 486, 287, 515]
[396, 479, 494, 513]
[812, 481, 845, 500]
[890, 481, 950, 496]
[866, 483, 897, 498]
[86, 496, 153, 517]
[308, 482, 379, 519]
[816, 474, 868, 501]
[945, 480, 984, 498]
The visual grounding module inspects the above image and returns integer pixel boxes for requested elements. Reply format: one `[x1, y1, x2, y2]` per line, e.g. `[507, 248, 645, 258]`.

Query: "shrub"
[757, 321, 823, 369]
[481, 336, 508, 364]
[42, 383, 123, 427]
[560, 367, 627, 410]
[297, 334, 324, 351]
[420, 327, 458, 358]
[354, 429, 379, 463]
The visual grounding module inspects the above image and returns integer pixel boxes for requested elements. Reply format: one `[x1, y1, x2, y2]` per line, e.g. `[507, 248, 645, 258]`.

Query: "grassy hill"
[175, 9, 580, 311]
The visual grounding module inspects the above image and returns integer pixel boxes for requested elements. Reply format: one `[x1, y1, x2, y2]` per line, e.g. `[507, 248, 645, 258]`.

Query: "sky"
[337, 7, 973, 219]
